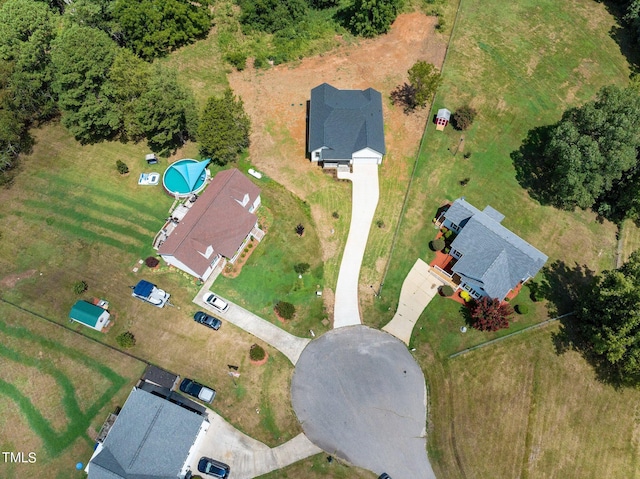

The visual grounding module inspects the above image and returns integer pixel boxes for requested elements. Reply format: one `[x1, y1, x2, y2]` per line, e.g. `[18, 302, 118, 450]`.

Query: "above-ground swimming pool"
[162, 159, 209, 197]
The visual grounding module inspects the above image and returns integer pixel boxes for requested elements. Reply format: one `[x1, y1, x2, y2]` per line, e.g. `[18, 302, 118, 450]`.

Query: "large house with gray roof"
[434, 198, 548, 301]
[86, 386, 209, 479]
[308, 83, 386, 168]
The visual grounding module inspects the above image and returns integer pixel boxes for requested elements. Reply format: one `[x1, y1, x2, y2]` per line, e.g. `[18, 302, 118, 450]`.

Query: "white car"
[138, 172, 160, 186]
[204, 292, 229, 313]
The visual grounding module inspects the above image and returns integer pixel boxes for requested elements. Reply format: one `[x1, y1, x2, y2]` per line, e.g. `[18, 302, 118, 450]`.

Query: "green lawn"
[213, 172, 330, 338]
[0, 302, 145, 479]
[256, 453, 376, 479]
[363, 0, 636, 476]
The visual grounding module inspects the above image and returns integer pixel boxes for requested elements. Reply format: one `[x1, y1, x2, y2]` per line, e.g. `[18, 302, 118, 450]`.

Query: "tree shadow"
[543, 259, 638, 387]
[596, 0, 640, 72]
[510, 124, 559, 206]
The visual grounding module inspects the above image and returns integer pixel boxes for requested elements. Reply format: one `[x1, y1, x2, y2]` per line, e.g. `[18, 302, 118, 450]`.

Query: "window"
[314, 151, 320, 158]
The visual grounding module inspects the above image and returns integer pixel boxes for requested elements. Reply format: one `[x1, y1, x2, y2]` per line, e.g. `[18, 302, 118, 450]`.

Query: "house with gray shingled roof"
[86, 387, 209, 479]
[308, 83, 385, 169]
[434, 198, 548, 300]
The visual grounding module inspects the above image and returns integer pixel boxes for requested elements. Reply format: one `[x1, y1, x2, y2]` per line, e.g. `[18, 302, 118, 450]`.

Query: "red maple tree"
[470, 297, 514, 332]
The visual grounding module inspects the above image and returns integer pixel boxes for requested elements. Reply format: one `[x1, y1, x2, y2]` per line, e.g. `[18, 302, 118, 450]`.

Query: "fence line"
[448, 311, 575, 359]
[380, 0, 467, 295]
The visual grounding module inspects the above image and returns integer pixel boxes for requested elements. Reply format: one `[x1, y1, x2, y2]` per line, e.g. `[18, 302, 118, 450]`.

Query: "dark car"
[378, 474, 392, 479]
[194, 311, 222, 330]
[179, 378, 215, 404]
[198, 457, 230, 478]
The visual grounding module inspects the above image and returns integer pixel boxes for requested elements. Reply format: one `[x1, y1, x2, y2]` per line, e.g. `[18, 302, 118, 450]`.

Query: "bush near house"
[440, 285, 454, 297]
[515, 304, 529, 314]
[275, 301, 295, 319]
[470, 297, 514, 332]
[431, 237, 445, 251]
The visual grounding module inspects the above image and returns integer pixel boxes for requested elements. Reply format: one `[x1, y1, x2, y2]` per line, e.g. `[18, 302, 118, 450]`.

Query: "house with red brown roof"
[156, 168, 262, 280]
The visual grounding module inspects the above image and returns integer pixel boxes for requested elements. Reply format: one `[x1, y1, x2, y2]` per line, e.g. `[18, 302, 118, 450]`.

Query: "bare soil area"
[230, 13, 446, 197]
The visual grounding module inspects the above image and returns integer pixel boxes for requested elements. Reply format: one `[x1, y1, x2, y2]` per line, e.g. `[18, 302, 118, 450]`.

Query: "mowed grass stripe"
[12, 209, 141, 250]
[21, 200, 154, 243]
[0, 320, 126, 455]
[29, 174, 167, 230]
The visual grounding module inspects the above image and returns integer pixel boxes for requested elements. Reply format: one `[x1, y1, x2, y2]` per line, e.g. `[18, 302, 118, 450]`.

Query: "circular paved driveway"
[291, 326, 435, 479]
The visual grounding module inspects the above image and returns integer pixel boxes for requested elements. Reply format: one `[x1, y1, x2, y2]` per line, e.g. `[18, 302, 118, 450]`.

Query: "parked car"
[179, 378, 215, 404]
[194, 311, 222, 330]
[197, 457, 230, 478]
[378, 474, 392, 479]
[131, 280, 170, 308]
[203, 292, 229, 313]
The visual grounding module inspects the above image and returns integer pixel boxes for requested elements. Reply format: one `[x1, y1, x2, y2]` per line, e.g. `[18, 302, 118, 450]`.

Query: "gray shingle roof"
[308, 83, 386, 160]
[88, 387, 206, 479]
[436, 108, 451, 121]
[445, 198, 548, 299]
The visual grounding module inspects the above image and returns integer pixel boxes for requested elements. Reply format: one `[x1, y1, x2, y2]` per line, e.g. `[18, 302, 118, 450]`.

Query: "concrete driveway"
[193, 291, 310, 365]
[291, 326, 436, 479]
[383, 259, 445, 345]
[333, 163, 380, 328]
[184, 410, 321, 479]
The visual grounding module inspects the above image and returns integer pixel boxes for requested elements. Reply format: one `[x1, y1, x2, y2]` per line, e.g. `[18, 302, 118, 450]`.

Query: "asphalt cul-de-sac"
[291, 325, 436, 479]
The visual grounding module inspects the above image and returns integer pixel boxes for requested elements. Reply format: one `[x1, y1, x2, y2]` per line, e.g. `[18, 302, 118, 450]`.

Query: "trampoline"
[162, 159, 209, 197]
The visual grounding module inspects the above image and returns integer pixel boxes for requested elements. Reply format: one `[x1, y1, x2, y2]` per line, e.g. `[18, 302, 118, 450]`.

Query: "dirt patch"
[229, 11, 446, 210]
[0, 269, 38, 288]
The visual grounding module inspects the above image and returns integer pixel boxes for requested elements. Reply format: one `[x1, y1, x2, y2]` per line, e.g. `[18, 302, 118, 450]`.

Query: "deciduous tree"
[347, 0, 401, 37]
[135, 65, 198, 153]
[391, 61, 441, 112]
[198, 89, 250, 165]
[470, 297, 514, 332]
[114, 0, 211, 59]
[579, 250, 640, 383]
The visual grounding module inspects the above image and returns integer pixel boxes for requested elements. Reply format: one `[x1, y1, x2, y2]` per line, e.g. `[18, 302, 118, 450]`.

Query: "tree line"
[0, 0, 255, 184]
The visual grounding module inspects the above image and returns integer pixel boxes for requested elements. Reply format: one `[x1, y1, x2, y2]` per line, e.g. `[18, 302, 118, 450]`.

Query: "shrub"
[463, 151, 472, 159]
[431, 237, 445, 251]
[116, 331, 136, 348]
[452, 105, 478, 130]
[440, 285, 454, 297]
[253, 56, 266, 69]
[116, 160, 129, 175]
[250, 343, 266, 361]
[225, 51, 247, 70]
[332, 211, 339, 219]
[515, 304, 529, 314]
[460, 177, 470, 186]
[295, 223, 305, 236]
[145, 256, 160, 268]
[470, 297, 514, 332]
[275, 301, 295, 319]
[73, 280, 88, 295]
[460, 290, 472, 302]
[376, 219, 385, 228]
[294, 263, 310, 275]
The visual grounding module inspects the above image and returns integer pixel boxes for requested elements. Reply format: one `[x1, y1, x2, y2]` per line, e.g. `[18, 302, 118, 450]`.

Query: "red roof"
[158, 169, 260, 276]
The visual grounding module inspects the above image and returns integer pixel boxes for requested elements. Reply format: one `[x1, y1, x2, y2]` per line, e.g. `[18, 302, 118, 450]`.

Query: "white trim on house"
[180, 419, 210, 479]
[352, 147, 383, 165]
[161, 254, 222, 281]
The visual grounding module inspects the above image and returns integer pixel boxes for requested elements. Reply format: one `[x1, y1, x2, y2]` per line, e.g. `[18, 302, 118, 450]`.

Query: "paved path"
[185, 410, 322, 479]
[292, 326, 436, 479]
[383, 259, 445, 345]
[193, 289, 310, 365]
[333, 163, 380, 328]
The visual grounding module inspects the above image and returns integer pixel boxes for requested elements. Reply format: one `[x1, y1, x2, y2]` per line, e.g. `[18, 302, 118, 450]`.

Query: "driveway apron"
[383, 259, 445, 345]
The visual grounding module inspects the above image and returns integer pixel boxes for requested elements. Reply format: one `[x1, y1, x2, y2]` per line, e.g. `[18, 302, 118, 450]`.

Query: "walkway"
[383, 259, 445, 345]
[194, 285, 310, 365]
[185, 410, 322, 479]
[333, 163, 380, 328]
